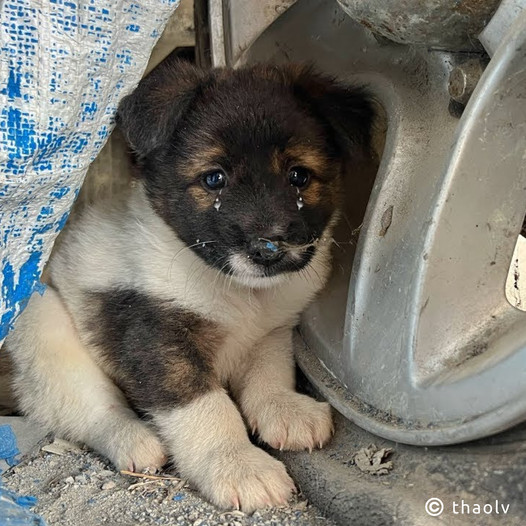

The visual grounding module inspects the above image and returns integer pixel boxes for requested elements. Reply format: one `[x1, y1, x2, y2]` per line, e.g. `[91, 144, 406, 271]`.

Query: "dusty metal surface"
[208, 0, 226, 66]
[480, 0, 526, 56]
[336, 0, 500, 50]
[211, 0, 526, 445]
[207, 0, 297, 66]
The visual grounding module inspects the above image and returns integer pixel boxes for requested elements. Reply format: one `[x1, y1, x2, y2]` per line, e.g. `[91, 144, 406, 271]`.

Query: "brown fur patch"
[271, 141, 333, 182]
[188, 186, 213, 210]
[283, 143, 330, 176]
[271, 149, 282, 174]
[270, 142, 341, 208]
[301, 179, 324, 206]
[84, 289, 224, 410]
[183, 145, 226, 179]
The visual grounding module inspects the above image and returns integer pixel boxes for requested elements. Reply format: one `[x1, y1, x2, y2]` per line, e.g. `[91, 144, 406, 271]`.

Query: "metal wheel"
[198, 0, 526, 445]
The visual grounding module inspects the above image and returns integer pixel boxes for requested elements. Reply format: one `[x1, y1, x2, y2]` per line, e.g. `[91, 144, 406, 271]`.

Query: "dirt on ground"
[3, 436, 335, 526]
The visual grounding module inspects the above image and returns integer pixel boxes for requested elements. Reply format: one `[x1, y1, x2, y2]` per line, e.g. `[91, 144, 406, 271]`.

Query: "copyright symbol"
[425, 497, 444, 517]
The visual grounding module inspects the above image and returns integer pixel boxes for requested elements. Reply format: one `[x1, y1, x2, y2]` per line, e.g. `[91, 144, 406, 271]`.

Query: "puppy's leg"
[153, 390, 295, 512]
[233, 327, 333, 451]
[5, 288, 166, 472]
[86, 289, 294, 512]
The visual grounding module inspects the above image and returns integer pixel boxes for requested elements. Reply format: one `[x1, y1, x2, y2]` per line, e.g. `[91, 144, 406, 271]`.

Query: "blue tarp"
[0, 425, 45, 525]
[0, 0, 179, 347]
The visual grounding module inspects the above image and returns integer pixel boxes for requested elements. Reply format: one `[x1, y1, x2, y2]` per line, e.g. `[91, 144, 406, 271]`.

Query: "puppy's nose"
[248, 237, 284, 265]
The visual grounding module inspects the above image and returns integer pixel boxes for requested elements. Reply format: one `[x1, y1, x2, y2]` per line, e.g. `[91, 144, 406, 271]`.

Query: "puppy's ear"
[117, 58, 206, 158]
[288, 65, 375, 154]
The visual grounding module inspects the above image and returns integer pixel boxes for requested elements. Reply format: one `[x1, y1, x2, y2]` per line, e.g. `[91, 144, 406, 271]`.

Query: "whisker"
[182, 250, 229, 297]
[168, 240, 220, 284]
[331, 237, 343, 249]
[172, 240, 219, 262]
[341, 212, 355, 235]
[214, 258, 232, 295]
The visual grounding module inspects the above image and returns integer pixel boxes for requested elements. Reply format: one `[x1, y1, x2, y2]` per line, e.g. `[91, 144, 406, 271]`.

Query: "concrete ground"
[0, 415, 335, 526]
[274, 372, 526, 526]
[3, 389, 526, 526]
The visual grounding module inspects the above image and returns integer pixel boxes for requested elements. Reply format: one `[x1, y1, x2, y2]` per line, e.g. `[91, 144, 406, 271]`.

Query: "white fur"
[153, 390, 295, 512]
[7, 182, 335, 511]
[7, 287, 166, 472]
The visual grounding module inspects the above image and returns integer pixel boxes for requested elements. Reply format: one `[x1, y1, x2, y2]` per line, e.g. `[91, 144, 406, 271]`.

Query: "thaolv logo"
[453, 500, 510, 515]
[425, 498, 511, 517]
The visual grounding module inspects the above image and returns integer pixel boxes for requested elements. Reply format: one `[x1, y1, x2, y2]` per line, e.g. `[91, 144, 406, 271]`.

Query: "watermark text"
[425, 498, 510, 517]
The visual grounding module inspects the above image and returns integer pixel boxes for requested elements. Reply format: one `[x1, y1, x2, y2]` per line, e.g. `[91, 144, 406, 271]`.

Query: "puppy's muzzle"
[248, 238, 284, 266]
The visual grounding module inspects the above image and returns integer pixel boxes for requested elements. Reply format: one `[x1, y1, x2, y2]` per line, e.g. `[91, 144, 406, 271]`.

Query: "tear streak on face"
[117, 61, 373, 286]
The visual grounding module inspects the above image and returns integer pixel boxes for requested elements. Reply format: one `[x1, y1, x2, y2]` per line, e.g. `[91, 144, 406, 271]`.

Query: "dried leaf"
[41, 438, 81, 456]
[354, 444, 394, 475]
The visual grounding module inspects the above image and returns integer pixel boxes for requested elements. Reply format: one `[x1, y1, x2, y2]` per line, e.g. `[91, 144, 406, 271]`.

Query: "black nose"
[248, 238, 284, 266]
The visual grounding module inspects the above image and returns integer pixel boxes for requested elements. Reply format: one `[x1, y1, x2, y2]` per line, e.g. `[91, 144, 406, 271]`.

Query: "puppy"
[5, 59, 372, 512]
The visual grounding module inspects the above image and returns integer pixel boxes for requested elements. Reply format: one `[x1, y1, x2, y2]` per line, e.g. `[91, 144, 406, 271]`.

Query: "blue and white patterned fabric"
[0, 0, 179, 345]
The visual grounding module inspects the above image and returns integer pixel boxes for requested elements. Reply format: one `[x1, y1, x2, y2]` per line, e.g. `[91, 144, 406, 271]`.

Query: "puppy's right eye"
[288, 166, 310, 188]
[203, 170, 227, 190]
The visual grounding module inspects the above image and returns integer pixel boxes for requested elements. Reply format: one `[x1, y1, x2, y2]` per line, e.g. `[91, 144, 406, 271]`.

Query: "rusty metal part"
[448, 58, 487, 105]
[337, 0, 500, 50]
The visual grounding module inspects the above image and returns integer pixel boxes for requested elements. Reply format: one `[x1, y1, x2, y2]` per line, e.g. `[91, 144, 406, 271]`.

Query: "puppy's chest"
[208, 291, 300, 382]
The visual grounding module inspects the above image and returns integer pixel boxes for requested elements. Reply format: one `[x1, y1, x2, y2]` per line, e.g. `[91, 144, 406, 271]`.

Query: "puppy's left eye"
[203, 170, 227, 190]
[288, 167, 310, 188]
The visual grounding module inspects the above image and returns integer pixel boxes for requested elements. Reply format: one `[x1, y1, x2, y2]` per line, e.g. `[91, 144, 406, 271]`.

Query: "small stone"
[294, 500, 308, 511]
[42, 438, 81, 456]
[98, 470, 115, 478]
[102, 481, 116, 490]
[75, 474, 88, 484]
[64, 476, 74, 485]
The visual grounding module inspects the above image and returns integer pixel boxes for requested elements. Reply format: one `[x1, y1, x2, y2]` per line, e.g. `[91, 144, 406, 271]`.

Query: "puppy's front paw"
[201, 445, 295, 513]
[106, 420, 167, 473]
[250, 392, 333, 451]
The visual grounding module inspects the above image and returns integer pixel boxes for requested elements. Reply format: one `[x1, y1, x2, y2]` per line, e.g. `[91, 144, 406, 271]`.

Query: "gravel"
[3, 437, 335, 526]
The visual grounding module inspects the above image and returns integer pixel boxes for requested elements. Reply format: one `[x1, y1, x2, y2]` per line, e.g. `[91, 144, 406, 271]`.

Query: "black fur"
[85, 289, 221, 410]
[117, 59, 374, 278]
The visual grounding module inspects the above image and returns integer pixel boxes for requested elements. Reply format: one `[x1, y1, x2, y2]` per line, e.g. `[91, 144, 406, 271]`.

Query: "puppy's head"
[118, 59, 373, 286]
